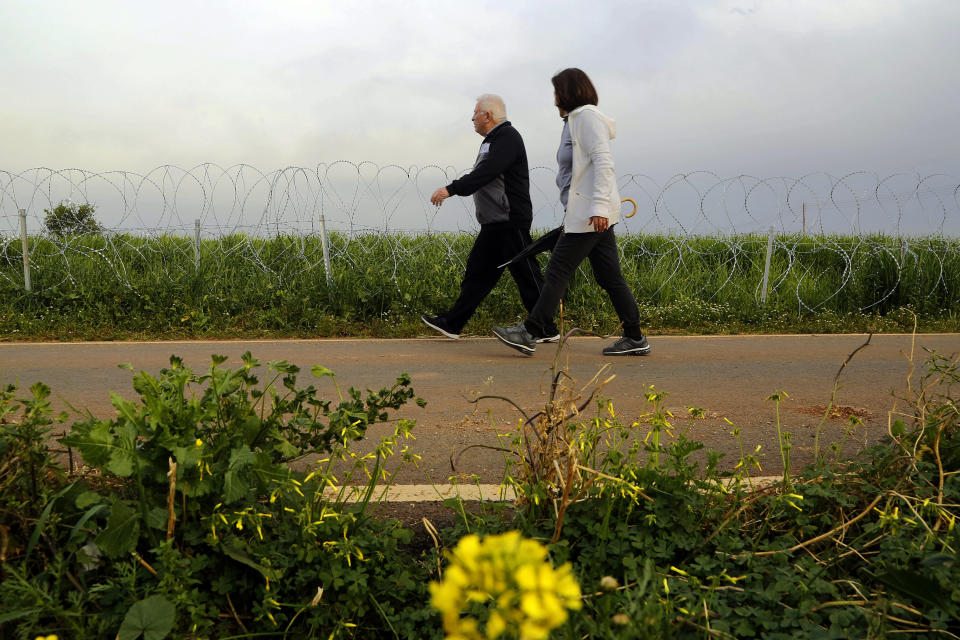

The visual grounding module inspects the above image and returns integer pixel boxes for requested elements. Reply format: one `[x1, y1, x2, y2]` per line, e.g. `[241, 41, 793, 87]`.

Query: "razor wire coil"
[1, 163, 958, 313]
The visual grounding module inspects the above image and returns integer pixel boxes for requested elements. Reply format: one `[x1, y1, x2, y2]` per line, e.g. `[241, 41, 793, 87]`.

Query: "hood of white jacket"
[570, 104, 616, 140]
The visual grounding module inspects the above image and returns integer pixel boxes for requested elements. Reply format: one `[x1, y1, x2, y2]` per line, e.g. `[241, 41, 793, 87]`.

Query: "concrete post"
[19, 209, 31, 292]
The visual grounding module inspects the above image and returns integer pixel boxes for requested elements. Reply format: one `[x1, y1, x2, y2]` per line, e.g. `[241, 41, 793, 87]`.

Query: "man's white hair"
[476, 94, 507, 123]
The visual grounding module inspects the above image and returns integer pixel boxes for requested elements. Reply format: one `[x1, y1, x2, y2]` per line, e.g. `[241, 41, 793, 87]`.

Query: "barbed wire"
[1, 164, 958, 311]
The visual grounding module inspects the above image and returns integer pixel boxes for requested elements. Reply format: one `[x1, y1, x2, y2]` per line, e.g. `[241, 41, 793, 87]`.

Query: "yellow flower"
[195, 438, 203, 447]
[486, 611, 506, 639]
[430, 531, 581, 640]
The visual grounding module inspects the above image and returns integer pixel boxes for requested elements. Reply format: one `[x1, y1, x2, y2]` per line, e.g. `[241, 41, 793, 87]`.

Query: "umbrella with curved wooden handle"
[497, 199, 638, 269]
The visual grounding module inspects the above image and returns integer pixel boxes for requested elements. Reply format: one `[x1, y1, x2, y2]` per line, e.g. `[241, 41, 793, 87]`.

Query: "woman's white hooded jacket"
[563, 104, 621, 233]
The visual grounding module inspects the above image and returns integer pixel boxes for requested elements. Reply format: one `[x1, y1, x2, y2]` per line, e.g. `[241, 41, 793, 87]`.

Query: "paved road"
[2, 334, 957, 484]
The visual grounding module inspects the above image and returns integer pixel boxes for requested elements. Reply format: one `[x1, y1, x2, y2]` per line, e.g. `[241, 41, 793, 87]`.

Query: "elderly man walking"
[423, 94, 558, 341]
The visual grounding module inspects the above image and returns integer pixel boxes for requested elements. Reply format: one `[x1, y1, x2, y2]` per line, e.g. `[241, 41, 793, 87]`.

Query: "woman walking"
[492, 68, 651, 356]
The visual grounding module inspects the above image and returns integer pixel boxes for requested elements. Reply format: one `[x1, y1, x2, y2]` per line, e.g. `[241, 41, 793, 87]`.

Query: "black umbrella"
[498, 199, 638, 269]
[498, 225, 563, 269]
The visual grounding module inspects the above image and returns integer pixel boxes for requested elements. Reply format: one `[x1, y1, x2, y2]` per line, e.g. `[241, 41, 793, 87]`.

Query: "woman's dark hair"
[551, 68, 598, 112]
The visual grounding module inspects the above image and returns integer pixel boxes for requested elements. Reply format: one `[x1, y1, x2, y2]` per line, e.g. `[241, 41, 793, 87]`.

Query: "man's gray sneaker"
[536, 332, 561, 344]
[421, 314, 460, 339]
[492, 323, 536, 356]
[602, 335, 651, 356]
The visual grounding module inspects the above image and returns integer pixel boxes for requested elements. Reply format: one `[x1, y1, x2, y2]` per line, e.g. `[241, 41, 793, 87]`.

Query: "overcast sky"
[1, 0, 958, 183]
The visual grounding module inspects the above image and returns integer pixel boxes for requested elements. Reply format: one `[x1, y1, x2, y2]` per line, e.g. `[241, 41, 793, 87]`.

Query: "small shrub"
[43, 201, 101, 237]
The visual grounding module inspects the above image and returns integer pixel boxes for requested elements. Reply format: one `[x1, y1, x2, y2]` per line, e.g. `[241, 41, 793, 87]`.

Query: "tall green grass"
[1, 232, 958, 339]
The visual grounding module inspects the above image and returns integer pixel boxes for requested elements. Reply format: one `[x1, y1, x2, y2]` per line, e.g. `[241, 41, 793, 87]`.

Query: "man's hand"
[430, 187, 451, 207]
[590, 216, 609, 232]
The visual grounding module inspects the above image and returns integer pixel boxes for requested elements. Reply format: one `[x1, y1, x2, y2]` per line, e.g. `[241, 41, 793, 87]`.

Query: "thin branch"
[166, 457, 178, 541]
[226, 592, 249, 634]
[132, 551, 159, 577]
[450, 443, 520, 472]
[816, 333, 872, 457]
[744, 494, 883, 558]
[469, 395, 533, 425]
[834, 333, 873, 383]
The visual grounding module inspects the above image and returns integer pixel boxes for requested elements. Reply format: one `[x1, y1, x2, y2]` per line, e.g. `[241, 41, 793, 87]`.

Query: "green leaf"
[229, 444, 257, 470]
[240, 350, 260, 369]
[117, 594, 176, 640]
[220, 541, 282, 582]
[921, 553, 956, 568]
[67, 503, 107, 544]
[107, 422, 139, 477]
[75, 490, 102, 509]
[311, 365, 336, 378]
[25, 483, 75, 563]
[29, 381, 51, 401]
[0, 609, 42, 624]
[110, 391, 143, 428]
[273, 437, 299, 459]
[222, 469, 247, 504]
[241, 415, 262, 444]
[223, 446, 257, 503]
[172, 445, 200, 469]
[95, 501, 141, 558]
[269, 359, 298, 374]
[62, 420, 114, 468]
[145, 507, 168, 531]
[891, 419, 906, 437]
[875, 568, 955, 615]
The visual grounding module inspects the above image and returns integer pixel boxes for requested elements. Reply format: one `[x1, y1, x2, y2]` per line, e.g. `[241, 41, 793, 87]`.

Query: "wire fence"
[1, 164, 959, 313]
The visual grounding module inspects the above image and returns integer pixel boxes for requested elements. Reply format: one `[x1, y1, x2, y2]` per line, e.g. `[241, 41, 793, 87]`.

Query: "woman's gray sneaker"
[602, 336, 651, 356]
[492, 323, 537, 356]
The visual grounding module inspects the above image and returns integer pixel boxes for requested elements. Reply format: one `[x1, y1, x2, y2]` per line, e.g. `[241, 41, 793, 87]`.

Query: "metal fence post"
[319, 214, 333, 289]
[194, 219, 201, 267]
[19, 209, 32, 292]
[761, 226, 774, 304]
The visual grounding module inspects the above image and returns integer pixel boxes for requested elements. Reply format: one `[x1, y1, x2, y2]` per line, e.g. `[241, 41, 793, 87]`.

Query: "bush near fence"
[1, 232, 958, 338]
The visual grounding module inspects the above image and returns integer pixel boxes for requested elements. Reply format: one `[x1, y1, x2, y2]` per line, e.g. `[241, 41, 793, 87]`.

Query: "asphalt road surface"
[2, 334, 957, 485]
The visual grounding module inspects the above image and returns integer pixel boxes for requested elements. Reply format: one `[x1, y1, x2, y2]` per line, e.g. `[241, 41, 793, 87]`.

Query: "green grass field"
[1, 232, 958, 340]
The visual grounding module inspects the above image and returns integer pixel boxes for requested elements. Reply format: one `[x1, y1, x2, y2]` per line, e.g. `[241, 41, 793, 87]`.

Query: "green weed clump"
[1, 232, 958, 340]
[0, 354, 435, 639]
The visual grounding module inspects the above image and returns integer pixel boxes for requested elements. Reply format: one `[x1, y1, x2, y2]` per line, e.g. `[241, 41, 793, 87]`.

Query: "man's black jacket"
[446, 121, 533, 229]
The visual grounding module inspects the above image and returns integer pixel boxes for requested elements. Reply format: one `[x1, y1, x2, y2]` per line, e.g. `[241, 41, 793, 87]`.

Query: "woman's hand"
[590, 216, 609, 232]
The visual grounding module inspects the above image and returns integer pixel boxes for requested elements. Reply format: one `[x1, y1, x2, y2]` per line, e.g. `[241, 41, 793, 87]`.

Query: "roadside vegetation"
[1, 232, 958, 340]
[2, 339, 958, 638]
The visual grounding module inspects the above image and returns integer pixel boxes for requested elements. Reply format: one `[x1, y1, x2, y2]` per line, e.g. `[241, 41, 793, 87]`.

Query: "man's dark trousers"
[442, 225, 544, 333]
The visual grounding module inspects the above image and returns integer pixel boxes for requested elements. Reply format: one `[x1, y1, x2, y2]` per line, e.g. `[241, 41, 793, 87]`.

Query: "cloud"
[0, 0, 957, 186]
